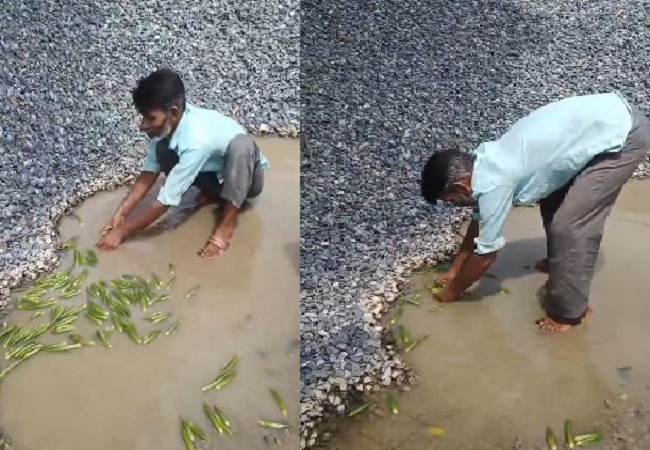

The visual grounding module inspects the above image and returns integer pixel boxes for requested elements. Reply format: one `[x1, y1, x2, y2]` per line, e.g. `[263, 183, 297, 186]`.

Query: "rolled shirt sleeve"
[157, 148, 212, 207]
[143, 141, 161, 172]
[473, 185, 515, 255]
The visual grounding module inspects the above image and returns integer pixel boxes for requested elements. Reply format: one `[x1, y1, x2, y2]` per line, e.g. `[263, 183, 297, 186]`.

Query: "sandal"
[208, 236, 230, 251]
[198, 235, 231, 259]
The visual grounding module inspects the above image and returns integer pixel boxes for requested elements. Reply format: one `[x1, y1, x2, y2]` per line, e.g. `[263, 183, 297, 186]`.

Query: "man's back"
[170, 103, 247, 155]
[144, 103, 269, 180]
[472, 92, 633, 204]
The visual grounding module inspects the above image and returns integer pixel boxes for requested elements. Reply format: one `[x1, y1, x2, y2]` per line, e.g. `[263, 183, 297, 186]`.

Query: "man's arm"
[115, 171, 159, 217]
[439, 185, 514, 301]
[117, 199, 169, 240]
[447, 220, 479, 276]
[444, 251, 498, 298]
[111, 142, 161, 219]
[116, 148, 212, 239]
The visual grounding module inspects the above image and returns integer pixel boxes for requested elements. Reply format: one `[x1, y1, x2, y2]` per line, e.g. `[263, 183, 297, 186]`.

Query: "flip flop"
[208, 236, 230, 251]
[198, 236, 231, 259]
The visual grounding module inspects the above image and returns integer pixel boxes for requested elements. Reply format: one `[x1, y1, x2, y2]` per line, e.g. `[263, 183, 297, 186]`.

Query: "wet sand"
[328, 180, 650, 450]
[0, 138, 299, 450]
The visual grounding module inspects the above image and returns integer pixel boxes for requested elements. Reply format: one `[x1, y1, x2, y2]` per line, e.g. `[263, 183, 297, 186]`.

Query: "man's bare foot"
[535, 258, 549, 274]
[535, 307, 592, 333]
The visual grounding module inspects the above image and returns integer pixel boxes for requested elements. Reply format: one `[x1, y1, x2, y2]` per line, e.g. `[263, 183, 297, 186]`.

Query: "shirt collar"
[470, 141, 497, 199]
[169, 102, 193, 150]
[469, 141, 488, 159]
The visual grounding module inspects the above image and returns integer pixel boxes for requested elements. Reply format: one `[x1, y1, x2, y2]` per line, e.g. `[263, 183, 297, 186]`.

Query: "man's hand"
[435, 269, 457, 285]
[95, 200, 168, 252]
[433, 281, 463, 303]
[101, 213, 125, 236]
[99, 171, 160, 237]
[432, 252, 498, 303]
[96, 228, 124, 250]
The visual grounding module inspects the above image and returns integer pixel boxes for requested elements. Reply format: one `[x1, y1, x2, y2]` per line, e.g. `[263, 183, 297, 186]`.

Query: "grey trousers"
[540, 104, 650, 324]
[157, 134, 264, 209]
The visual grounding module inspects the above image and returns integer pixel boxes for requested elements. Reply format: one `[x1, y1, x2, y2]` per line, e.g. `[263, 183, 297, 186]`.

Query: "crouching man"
[97, 68, 268, 259]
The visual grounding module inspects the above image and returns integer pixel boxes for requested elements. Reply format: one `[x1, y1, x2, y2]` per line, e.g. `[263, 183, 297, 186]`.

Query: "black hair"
[132, 68, 186, 114]
[420, 148, 473, 204]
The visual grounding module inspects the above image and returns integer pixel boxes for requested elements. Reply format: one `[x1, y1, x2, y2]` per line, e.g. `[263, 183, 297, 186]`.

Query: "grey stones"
[299, 0, 650, 447]
[0, 0, 298, 292]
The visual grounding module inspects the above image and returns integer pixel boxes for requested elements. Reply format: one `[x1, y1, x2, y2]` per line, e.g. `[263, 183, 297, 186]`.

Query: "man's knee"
[247, 170, 264, 199]
[548, 217, 603, 276]
[226, 135, 258, 161]
[548, 220, 577, 245]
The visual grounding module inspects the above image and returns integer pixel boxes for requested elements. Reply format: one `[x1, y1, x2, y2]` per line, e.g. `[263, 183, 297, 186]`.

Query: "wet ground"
[0, 138, 299, 450]
[327, 180, 650, 450]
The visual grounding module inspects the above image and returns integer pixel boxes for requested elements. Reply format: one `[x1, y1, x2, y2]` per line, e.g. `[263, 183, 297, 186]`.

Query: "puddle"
[327, 180, 650, 450]
[0, 137, 300, 450]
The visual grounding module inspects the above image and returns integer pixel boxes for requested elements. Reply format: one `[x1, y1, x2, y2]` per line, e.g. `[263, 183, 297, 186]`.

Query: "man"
[96, 68, 268, 259]
[420, 91, 650, 333]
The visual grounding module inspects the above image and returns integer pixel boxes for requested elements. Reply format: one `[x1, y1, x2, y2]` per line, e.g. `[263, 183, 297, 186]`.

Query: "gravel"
[300, 0, 650, 447]
[0, 0, 298, 299]
[0, 0, 298, 443]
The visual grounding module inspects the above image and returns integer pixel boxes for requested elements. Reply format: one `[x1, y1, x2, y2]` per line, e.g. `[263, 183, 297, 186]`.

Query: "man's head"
[420, 148, 474, 206]
[132, 68, 186, 140]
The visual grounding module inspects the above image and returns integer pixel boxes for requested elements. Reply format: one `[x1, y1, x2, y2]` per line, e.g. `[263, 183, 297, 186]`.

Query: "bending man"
[420, 92, 650, 332]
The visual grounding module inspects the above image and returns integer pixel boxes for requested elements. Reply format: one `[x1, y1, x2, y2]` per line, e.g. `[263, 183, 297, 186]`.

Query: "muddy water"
[0, 138, 300, 450]
[328, 180, 650, 450]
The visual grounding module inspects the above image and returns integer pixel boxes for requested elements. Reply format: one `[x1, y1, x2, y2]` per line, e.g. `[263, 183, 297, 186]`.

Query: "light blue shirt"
[143, 103, 269, 206]
[471, 91, 633, 254]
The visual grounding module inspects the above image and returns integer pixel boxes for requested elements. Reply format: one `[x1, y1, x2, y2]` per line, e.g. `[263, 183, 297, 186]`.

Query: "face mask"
[442, 182, 474, 207]
[150, 113, 173, 143]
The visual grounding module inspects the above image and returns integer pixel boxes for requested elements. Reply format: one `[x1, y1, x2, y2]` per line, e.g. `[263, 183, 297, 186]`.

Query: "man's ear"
[448, 181, 471, 197]
[169, 105, 182, 122]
